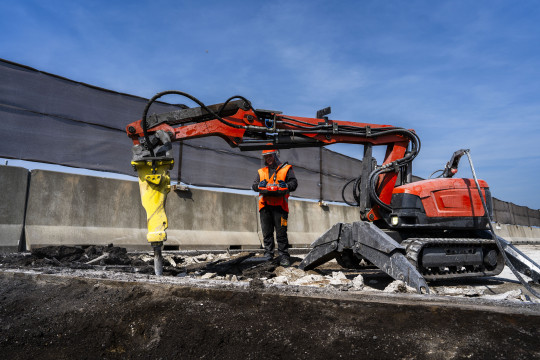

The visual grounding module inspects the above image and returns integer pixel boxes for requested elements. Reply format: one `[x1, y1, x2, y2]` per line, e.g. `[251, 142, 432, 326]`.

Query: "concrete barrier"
[23, 170, 262, 250]
[0, 165, 29, 252]
[14, 168, 540, 251]
[284, 200, 359, 247]
[23, 169, 361, 251]
[495, 223, 540, 244]
[165, 188, 261, 250]
[24, 169, 147, 250]
[24, 170, 262, 250]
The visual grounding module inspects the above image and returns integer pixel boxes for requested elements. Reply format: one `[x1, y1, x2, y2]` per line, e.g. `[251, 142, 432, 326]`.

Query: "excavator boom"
[126, 91, 540, 295]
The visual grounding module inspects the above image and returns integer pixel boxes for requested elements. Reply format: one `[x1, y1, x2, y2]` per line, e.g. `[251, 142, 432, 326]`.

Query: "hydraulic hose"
[142, 91, 420, 214]
[367, 129, 421, 212]
[341, 178, 360, 206]
[141, 90, 250, 156]
[217, 95, 257, 117]
[339, 127, 421, 212]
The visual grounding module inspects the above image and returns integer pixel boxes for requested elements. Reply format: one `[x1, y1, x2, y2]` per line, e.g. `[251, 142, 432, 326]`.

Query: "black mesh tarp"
[4, 59, 540, 217]
[492, 198, 540, 226]
[0, 59, 363, 202]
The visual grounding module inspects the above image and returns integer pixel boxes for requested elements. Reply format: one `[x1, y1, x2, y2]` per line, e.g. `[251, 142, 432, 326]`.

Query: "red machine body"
[395, 178, 490, 218]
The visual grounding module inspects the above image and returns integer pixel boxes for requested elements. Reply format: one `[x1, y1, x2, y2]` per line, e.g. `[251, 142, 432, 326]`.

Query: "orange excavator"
[126, 91, 540, 295]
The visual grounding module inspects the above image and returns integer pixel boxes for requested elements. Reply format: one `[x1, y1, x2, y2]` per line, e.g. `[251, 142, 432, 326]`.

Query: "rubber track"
[401, 238, 504, 280]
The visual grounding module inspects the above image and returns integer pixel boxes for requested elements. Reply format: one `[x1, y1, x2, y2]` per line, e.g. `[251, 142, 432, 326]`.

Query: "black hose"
[141, 90, 249, 156]
[429, 169, 444, 178]
[142, 92, 420, 214]
[353, 176, 362, 205]
[279, 121, 331, 130]
[338, 127, 421, 212]
[365, 129, 421, 212]
[341, 178, 359, 206]
[217, 95, 256, 116]
[280, 115, 333, 127]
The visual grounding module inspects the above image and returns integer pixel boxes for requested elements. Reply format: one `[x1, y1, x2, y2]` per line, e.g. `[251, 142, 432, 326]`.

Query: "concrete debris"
[351, 275, 365, 290]
[164, 255, 177, 267]
[270, 270, 354, 290]
[433, 286, 485, 297]
[85, 253, 109, 265]
[329, 271, 352, 290]
[138, 254, 154, 263]
[274, 266, 307, 282]
[201, 272, 217, 279]
[482, 290, 524, 301]
[271, 276, 288, 285]
[291, 274, 327, 287]
[332, 271, 347, 280]
[477, 289, 540, 303]
[2, 244, 539, 302]
[383, 280, 417, 294]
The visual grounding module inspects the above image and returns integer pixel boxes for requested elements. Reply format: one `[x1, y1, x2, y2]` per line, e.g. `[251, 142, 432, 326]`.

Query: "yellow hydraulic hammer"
[131, 158, 174, 275]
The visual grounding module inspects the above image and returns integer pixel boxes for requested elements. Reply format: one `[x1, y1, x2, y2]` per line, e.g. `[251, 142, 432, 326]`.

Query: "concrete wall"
[287, 200, 359, 246]
[494, 223, 540, 244]
[1, 166, 539, 252]
[0, 166, 29, 253]
[165, 188, 261, 250]
[21, 169, 359, 251]
[24, 169, 148, 250]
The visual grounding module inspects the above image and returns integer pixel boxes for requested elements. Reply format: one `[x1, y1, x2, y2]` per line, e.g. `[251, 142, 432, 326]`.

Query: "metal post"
[319, 147, 323, 203]
[177, 140, 183, 183]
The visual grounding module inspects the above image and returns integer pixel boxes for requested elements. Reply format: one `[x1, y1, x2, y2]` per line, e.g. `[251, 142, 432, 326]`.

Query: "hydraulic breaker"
[132, 158, 174, 275]
[300, 221, 430, 294]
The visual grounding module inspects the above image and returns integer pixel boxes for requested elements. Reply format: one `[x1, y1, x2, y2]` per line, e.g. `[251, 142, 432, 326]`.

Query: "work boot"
[279, 255, 291, 267]
[262, 252, 274, 261]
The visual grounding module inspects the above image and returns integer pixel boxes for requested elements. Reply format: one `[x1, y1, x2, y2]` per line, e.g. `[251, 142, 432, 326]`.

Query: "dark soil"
[1, 246, 540, 359]
[1, 271, 539, 360]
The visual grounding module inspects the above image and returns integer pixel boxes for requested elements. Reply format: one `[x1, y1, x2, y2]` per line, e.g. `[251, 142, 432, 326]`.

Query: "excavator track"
[401, 238, 505, 280]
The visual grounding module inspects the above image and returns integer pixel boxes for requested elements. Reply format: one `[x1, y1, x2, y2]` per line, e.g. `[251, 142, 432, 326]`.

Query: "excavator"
[126, 90, 540, 295]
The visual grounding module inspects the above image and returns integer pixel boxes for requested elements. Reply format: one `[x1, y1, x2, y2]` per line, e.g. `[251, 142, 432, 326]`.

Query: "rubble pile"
[0, 245, 373, 292]
[0, 244, 154, 273]
[1, 244, 539, 302]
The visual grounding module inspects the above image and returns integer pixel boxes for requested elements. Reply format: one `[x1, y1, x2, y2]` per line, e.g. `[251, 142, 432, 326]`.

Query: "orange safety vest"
[258, 164, 292, 212]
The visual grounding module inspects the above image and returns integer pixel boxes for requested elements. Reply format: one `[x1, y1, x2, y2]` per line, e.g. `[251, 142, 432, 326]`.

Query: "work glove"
[258, 180, 268, 188]
[278, 180, 287, 189]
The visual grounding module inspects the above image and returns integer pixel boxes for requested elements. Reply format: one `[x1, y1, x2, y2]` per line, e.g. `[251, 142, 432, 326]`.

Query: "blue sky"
[1, 0, 540, 208]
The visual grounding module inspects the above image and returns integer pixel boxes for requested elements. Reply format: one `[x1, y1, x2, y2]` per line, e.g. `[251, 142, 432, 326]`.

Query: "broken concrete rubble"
[1, 244, 540, 303]
[383, 280, 417, 294]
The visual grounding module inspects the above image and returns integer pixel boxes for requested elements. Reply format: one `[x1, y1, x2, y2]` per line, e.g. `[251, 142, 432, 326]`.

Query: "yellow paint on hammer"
[131, 159, 174, 243]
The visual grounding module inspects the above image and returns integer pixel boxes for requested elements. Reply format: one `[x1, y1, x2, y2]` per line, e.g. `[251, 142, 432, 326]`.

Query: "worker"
[252, 149, 298, 267]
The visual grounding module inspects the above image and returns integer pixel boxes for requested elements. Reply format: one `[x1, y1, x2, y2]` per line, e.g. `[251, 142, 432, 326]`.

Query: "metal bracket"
[300, 221, 429, 294]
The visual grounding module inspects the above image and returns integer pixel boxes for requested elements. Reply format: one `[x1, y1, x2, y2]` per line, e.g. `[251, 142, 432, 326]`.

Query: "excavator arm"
[125, 91, 429, 291]
[127, 91, 540, 297]
[126, 92, 420, 220]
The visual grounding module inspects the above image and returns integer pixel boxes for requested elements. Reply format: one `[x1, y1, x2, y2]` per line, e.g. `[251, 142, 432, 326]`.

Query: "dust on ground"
[1, 244, 539, 302]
